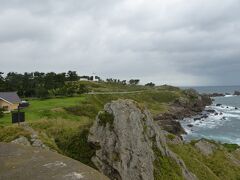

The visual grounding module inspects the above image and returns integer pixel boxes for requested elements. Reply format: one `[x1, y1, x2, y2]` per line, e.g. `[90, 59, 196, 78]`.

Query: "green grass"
[0, 83, 182, 125]
[222, 143, 240, 152]
[153, 143, 184, 180]
[168, 142, 240, 180]
[30, 119, 95, 167]
[0, 96, 86, 125]
[77, 81, 149, 92]
[98, 111, 114, 129]
[0, 125, 31, 142]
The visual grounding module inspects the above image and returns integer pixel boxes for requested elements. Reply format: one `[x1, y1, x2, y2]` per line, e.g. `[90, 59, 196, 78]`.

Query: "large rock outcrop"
[88, 99, 197, 180]
[155, 89, 212, 135]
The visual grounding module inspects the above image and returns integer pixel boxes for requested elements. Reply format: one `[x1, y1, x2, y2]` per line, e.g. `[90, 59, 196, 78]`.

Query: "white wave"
[224, 95, 237, 97]
[210, 105, 240, 115]
[224, 113, 240, 118]
[181, 110, 233, 131]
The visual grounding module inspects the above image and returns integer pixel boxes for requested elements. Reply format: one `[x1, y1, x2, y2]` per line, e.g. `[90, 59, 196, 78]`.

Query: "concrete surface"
[0, 143, 109, 180]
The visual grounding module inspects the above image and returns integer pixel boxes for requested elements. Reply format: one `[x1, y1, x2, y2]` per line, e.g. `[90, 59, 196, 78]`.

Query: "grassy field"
[0, 96, 87, 125]
[77, 81, 150, 92]
[0, 83, 182, 126]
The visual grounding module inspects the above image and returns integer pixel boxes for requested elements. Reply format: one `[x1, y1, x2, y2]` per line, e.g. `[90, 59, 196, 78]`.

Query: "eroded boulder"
[195, 140, 216, 156]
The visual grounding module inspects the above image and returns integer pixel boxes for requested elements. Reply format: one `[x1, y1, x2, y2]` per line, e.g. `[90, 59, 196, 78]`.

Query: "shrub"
[98, 111, 114, 128]
[0, 126, 31, 142]
[222, 143, 239, 152]
[167, 133, 176, 140]
[55, 128, 96, 167]
[145, 82, 155, 87]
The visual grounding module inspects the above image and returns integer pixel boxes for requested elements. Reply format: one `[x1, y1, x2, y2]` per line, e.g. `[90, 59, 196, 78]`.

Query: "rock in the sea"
[194, 117, 201, 121]
[206, 109, 216, 114]
[208, 93, 225, 97]
[201, 114, 208, 119]
[234, 91, 240, 96]
[216, 104, 222, 107]
[88, 99, 196, 180]
[187, 124, 193, 127]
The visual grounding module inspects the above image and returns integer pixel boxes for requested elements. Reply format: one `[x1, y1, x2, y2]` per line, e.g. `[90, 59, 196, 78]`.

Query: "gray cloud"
[0, 0, 240, 86]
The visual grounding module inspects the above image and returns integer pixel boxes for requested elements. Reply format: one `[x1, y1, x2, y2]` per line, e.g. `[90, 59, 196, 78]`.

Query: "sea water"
[181, 86, 240, 145]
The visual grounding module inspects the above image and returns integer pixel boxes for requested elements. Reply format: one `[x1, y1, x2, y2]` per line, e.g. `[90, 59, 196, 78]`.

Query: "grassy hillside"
[0, 82, 180, 125]
[168, 140, 240, 180]
[0, 82, 239, 179]
[0, 84, 183, 167]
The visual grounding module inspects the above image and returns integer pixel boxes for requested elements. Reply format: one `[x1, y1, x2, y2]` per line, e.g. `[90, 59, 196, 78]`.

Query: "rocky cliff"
[88, 99, 197, 180]
[154, 89, 212, 135]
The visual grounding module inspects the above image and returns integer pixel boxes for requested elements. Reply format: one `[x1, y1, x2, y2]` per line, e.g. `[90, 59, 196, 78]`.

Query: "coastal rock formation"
[234, 91, 240, 96]
[155, 89, 212, 135]
[88, 99, 196, 180]
[208, 93, 225, 97]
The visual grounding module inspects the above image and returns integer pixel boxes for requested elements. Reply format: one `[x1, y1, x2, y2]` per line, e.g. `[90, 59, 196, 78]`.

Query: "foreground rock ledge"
[88, 99, 197, 180]
[0, 142, 109, 180]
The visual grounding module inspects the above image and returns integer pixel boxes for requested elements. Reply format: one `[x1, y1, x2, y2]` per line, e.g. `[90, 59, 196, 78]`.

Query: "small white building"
[79, 77, 89, 81]
[79, 75, 100, 82]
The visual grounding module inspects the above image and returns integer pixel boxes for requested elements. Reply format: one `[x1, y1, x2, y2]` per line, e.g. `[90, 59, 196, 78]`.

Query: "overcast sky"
[0, 0, 240, 86]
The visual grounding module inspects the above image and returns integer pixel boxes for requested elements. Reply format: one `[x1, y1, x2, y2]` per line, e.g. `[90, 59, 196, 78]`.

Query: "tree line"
[0, 71, 155, 98]
[0, 71, 87, 98]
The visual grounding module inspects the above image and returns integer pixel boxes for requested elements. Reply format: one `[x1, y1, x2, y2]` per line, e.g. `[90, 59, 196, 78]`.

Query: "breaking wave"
[181, 103, 240, 145]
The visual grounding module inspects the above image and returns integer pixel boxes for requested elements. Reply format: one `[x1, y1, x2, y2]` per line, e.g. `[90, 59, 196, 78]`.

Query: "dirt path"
[87, 90, 146, 95]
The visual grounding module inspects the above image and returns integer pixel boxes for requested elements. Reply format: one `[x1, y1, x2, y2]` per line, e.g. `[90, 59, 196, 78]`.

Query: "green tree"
[145, 82, 155, 87]
[129, 79, 140, 85]
[67, 71, 79, 81]
[78, 84, 88, 94]
[0, 72, 6, 91]
[36, 87, 49, 99]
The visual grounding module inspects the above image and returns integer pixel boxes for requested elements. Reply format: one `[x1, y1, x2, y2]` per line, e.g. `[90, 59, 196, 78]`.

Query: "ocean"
[181, 86, 240, 145]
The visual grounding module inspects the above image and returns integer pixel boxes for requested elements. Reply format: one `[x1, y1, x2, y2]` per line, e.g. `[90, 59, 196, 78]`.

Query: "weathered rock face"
[195, 140, 216, 156]
[0, 142, 109, 180]
[155, 90, 212, 136]
[88, 99, 196, 180]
